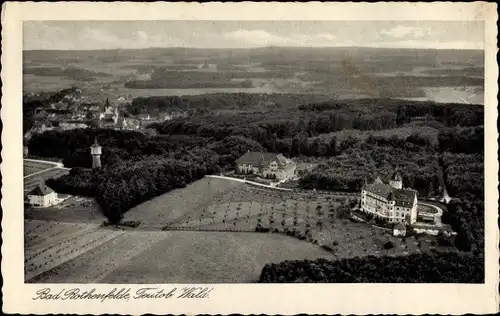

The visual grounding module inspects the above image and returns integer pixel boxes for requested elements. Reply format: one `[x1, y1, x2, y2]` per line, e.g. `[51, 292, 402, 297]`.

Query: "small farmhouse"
[393, 223, 407, 236]
[137, 113, 151, 121]
[235, 151, 296, 180]
[27, 182, 57, 207]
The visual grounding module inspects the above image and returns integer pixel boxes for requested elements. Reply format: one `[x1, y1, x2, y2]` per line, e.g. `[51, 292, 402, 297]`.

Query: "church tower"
[90, 139, 102, 169]
[389, 170, 403, 189]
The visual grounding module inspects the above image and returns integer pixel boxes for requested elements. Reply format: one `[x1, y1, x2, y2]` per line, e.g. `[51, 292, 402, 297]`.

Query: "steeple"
[389, 168, 403, 189]
[391, 169, 402, 182]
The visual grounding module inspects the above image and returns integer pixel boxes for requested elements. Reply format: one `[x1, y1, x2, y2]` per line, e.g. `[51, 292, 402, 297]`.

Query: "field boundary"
[205, 174, 293, 191]
[205, 174, 360, 198]
[24, 158, 65, 168]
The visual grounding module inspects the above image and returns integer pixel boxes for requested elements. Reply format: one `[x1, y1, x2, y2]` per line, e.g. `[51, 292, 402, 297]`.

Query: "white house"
[27, 182, 57, 207]
[393, 222, 407, 237]
[360, 171, 418, 224]
[137, 113, 151, 121]
[235, 151, 296, 181]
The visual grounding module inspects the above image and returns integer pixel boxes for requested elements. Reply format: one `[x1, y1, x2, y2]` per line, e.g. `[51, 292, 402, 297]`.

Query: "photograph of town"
[23, 20, 484, 283]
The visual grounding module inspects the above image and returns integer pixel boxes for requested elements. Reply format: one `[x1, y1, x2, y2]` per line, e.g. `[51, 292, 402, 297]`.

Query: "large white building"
[360, 171, 418, 224]
[235, 151, 296, 181]
[27, 182, 57, 207]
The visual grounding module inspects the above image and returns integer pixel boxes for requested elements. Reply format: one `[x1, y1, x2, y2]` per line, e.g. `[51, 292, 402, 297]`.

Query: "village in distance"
[23, 22, 484, 284]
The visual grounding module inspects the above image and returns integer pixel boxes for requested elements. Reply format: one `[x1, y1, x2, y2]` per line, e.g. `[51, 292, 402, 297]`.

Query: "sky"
[23, 21, 484, 50]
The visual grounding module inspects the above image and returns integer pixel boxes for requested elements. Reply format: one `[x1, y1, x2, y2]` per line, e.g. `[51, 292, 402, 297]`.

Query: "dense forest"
[29, 93, 484, 272]
[258, 252, 483, 283]
[24, 66, 112, 81]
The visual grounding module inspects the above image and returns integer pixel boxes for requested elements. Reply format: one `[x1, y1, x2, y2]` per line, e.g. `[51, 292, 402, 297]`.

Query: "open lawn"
[24, 160, 58, 177]
[122, 177, 244, 228]
[28, 229, 335, 283]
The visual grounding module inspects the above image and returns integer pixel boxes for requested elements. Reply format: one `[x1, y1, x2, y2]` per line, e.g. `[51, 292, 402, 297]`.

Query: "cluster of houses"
[25, 90, 190, 142]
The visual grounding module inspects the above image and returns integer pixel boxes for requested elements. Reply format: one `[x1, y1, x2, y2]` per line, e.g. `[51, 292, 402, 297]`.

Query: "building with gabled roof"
[393, 222, 407, 236]
[27, 182, 57, 207]
[235, 151, 296, 180]
[360, 171, 418, 224]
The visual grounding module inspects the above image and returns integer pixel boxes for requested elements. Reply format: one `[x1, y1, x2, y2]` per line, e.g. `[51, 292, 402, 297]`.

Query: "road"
[205, 175, 293, 191]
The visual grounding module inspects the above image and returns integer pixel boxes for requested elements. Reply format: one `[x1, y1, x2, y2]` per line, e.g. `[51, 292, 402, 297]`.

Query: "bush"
[383, 241, 395, 249]
[103, 220, 140, 228]
[255, 225, 270, 233]
[321, 244, 333, 251]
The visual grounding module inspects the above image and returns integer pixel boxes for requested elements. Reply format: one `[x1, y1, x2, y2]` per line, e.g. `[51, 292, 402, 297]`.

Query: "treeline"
[23, 67, 112, 81]
[299, 145, 443, 197]
[442, 197, 484, 254]
[298, 125, 483, 194]
[28, 129, 265, 170]
[258, 252, 483, 283]
[48, 151, 220, 223]
[125, 79, 253, 89]
[127, 93, 330, 115]
[440, 151, 484, 254]
[438, 126, 484, 154]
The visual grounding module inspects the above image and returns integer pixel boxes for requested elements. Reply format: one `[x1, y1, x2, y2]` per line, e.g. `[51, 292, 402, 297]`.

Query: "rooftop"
[364, 178, 417, 206]
[236, 151, 292, 167]
[28, 182, 54, 196]
[394, 222, 406, 230]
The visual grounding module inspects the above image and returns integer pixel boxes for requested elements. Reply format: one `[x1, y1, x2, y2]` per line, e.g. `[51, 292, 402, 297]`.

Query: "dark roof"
[394, 223, 406, 230]
[28, 182, 54, 196]
[236, 152, 278, 166]
[236, 152, 293, 168]
[393, 189, 416, 207]
[101, 113, 116, 120]
[364, 180, 417, 206]
[365, 182, 393, 199]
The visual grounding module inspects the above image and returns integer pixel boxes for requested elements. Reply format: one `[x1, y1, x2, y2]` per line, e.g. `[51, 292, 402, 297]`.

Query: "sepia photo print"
[2, 2, 498, 315]
[21, 19, 486, 284]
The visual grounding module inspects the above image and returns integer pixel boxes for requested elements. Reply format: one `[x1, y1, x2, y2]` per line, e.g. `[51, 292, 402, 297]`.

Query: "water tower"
[90, 139, 102, 168]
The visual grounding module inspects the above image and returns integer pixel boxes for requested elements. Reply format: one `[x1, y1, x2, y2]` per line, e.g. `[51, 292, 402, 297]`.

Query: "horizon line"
[23, 45, 484, 52]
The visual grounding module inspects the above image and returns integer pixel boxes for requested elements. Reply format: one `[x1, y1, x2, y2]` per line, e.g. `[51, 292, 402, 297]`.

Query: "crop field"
[24, 47, 483, 102]
[29, 230, 335, 283]
[165, 185, 350, 233]
[24, 219, 123, 282]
